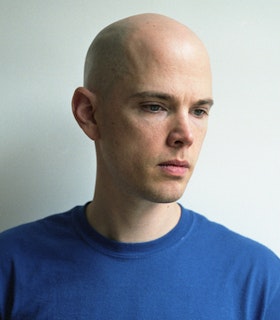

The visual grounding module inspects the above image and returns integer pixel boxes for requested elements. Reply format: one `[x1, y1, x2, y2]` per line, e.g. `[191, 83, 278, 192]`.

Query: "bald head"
[84, 13, 210, 97]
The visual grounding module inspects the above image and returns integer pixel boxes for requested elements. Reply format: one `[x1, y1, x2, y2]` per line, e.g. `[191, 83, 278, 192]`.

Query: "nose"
[166, 112, 194, 148]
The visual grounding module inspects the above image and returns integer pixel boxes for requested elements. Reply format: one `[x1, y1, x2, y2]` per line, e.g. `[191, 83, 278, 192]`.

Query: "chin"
[143, 188, 186, 204]
[130, 179, 188, 204]
[154, 195, 183, 204]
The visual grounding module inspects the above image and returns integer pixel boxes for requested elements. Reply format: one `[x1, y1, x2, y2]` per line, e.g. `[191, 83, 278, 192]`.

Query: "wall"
[1, 0, 279, 256]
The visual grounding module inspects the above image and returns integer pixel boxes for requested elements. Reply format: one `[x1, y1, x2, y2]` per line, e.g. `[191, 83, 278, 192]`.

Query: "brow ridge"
[129, 91, 214, 107]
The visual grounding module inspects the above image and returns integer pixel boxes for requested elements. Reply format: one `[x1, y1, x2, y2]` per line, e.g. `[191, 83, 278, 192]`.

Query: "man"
[0, 13, 279, 319]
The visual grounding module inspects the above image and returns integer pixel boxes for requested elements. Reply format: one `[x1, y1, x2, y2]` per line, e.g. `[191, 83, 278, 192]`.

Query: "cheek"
[98, 106, 167, 159]
[98, 119, 142, 159]
[114, 117, 161, 145]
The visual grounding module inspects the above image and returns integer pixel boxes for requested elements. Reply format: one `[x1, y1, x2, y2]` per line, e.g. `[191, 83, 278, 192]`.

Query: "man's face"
[94, 38, 212, 204]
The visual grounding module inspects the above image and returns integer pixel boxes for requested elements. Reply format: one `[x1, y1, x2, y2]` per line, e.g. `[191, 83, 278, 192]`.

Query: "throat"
[85, 201, 181, 243]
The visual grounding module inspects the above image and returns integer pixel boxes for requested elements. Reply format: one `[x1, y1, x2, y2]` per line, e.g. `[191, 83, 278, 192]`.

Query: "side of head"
[83, 20, 131, 96]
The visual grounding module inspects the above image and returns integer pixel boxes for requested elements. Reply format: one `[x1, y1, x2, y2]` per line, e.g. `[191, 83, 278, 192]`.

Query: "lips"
[158, 160, 190, 176]
[158, 160, 190, 168]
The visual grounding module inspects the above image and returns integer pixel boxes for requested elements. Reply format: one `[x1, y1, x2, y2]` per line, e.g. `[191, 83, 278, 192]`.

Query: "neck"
[86, 195, 181, 243]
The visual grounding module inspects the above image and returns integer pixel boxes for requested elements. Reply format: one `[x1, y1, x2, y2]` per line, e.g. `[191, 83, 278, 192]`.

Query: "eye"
[141, 104, 165, 113]
[191, 108, 209, 118]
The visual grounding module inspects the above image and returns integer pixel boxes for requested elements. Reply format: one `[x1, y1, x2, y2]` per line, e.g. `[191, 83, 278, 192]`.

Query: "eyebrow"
[129, 91, 173, 101]
[193, 98, 214, 108]
[129, 91, 214, 108]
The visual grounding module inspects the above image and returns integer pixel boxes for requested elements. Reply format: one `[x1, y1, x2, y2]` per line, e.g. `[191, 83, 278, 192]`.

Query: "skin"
[72, 13, 213, 243]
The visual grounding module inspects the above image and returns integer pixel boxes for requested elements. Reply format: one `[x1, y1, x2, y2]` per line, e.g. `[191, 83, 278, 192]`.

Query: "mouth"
[158, 160, 190, 176]
[159, 160, 190, 168]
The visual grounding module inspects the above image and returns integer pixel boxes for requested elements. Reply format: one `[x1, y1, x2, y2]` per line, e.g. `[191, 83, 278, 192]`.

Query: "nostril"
[174, 140, 184, 145]
[167, 131, 194, 148]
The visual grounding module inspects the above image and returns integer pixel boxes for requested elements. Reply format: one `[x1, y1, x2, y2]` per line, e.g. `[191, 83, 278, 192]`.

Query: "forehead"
[123, 33, 211, 89]
[99, 26, 213, 106]
[121, 58, 212, 106]
[107, 70, 212, 112]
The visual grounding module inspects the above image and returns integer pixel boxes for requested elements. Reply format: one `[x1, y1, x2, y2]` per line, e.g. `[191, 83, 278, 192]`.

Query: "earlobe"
[72, 87, 100, 140]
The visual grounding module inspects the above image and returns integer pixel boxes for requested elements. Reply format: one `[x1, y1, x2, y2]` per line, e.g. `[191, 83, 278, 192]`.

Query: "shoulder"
[182, 205, 280, 269]
[182, 206, 280, 315]
[0, 205, 84, 257]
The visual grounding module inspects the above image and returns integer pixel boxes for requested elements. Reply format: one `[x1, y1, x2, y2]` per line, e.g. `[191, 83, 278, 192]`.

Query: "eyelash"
[140, 103, 209, 118]
[192, 108, 209, 118]
[141, 104, 166, 113]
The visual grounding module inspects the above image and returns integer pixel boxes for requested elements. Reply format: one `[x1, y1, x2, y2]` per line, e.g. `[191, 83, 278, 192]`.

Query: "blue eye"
[142, 104, 164, 113]
[149, 105, 161, 112]
[192, 108, 208, 118]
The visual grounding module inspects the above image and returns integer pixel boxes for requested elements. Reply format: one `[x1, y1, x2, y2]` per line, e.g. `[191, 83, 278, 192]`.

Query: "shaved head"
[84, 13, 211, 98]
[73, 13, 213, 210]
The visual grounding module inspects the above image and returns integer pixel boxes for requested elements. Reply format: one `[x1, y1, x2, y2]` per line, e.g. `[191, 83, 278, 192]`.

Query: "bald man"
[1, 14, 279, 319]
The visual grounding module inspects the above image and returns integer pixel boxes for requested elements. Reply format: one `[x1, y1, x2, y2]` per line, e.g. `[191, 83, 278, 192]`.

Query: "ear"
[72, 87, 100, 140]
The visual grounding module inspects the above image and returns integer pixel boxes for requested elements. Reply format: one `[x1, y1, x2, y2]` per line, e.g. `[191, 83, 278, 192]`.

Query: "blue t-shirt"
[0, 204, 280, 319]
